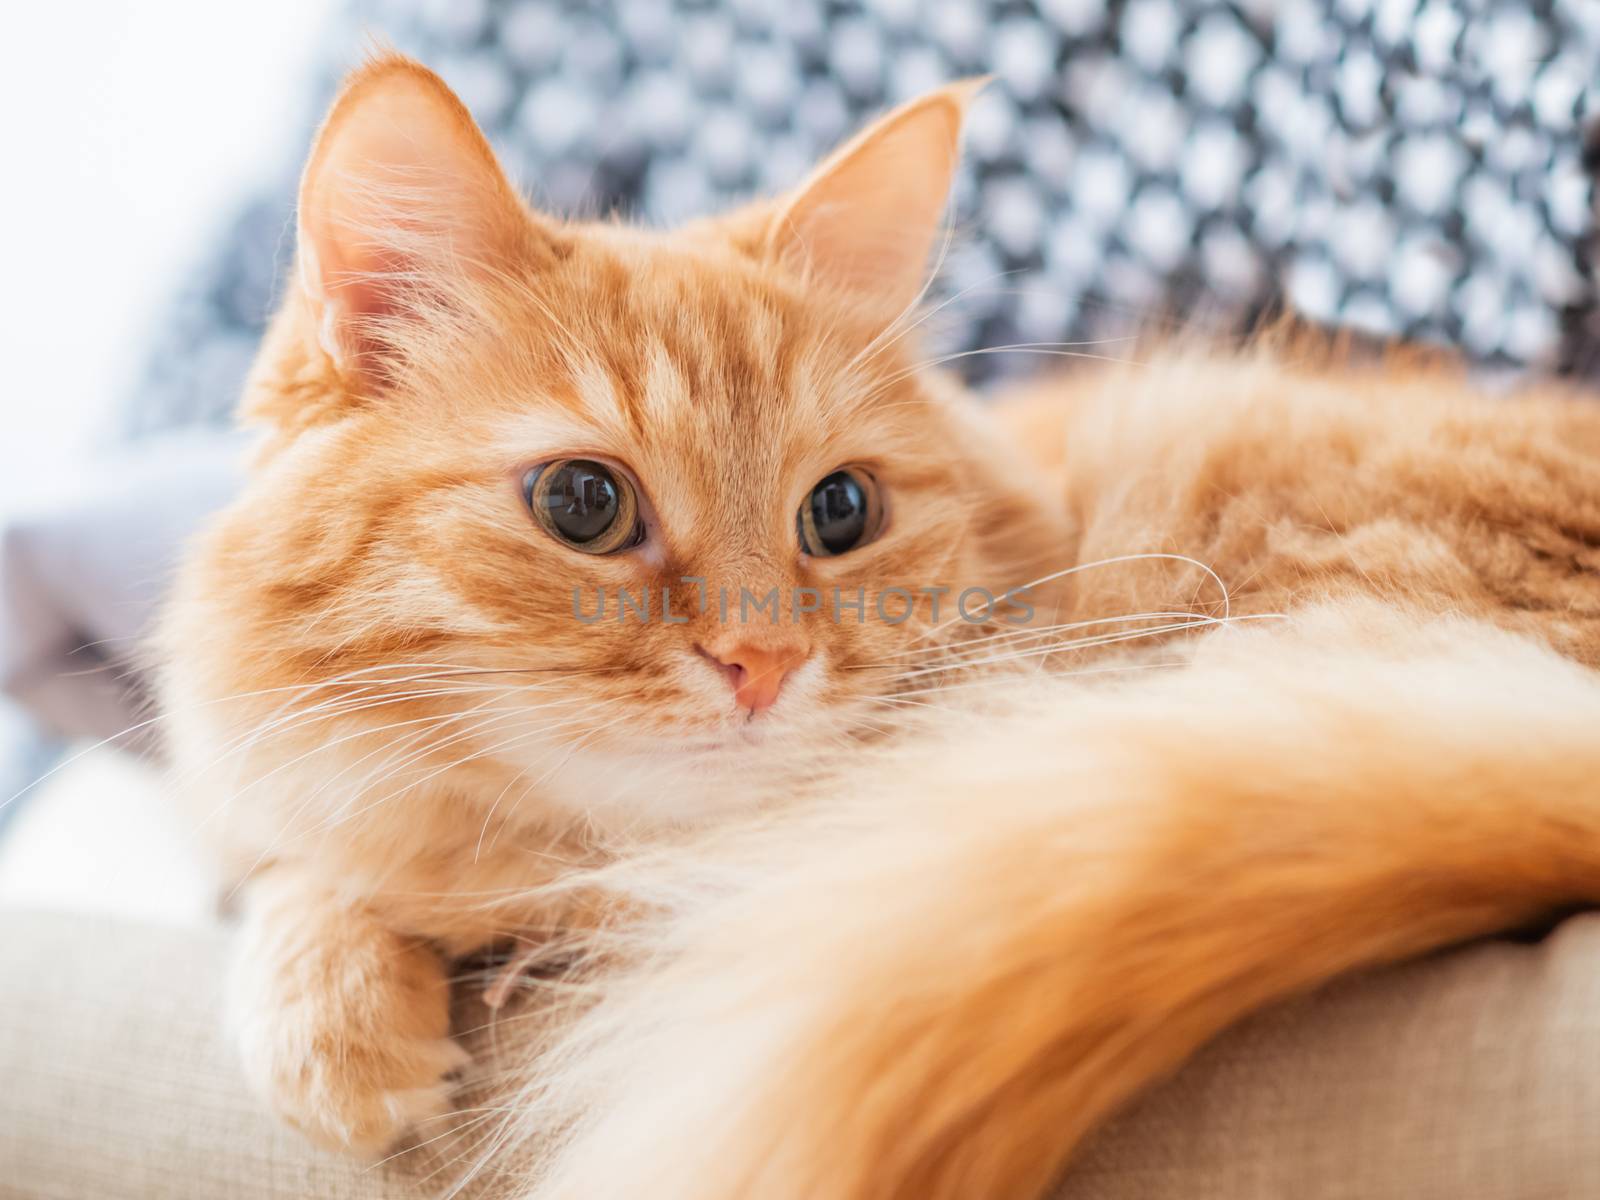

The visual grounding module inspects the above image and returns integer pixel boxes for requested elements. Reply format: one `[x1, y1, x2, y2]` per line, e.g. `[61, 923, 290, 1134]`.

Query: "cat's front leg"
[227, 863, 468, 1156]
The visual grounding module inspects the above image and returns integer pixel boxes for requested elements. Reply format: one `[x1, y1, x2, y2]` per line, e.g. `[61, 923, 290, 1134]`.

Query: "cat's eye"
[798, 468, 884, 557]
[523, 459, 644, 555]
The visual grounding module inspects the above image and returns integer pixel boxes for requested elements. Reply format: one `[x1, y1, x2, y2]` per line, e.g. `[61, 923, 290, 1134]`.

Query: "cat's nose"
[696, 638, 811, 714]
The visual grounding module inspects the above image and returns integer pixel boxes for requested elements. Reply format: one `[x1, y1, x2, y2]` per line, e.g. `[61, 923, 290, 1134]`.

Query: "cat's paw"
[229, 916, 467, 1157]
[237, 1006, 470, 1156]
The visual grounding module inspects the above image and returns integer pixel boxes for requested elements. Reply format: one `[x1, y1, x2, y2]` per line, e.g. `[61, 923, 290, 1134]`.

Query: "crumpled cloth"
[0, 430, 248, 749]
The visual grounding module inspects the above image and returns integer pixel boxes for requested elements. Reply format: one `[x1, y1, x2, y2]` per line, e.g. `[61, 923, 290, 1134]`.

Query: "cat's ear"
[764, 80, 983, 320]
[296, 54, 546, 389]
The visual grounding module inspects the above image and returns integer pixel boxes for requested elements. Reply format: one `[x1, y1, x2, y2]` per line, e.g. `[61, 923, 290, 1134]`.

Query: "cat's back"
[993, 340, 1600, 663]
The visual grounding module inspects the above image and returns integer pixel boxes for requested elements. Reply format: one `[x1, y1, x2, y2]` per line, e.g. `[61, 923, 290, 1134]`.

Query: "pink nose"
[697, 639, 810, 714]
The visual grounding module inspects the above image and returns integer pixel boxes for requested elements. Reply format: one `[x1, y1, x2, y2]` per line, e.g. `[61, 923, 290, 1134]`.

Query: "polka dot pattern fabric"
[125, 0, 1600, 434]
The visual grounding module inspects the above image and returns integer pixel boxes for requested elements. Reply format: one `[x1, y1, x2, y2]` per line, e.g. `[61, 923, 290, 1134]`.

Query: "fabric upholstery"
[5, 907, 1600, 1198]
[0, 430, 248, 748]
[0, 912, 420, 1200]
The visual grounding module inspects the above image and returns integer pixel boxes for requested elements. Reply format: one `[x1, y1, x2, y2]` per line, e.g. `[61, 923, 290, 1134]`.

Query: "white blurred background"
[1, 1, 330, 490]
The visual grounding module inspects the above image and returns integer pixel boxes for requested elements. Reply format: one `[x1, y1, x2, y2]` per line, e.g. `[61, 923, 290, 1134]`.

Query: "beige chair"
[6, 906, 1600, 1199]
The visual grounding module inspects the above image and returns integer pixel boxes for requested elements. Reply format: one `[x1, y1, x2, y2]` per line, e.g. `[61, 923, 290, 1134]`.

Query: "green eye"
[798, 468, 884, 557]
[523, 459, 644, 555]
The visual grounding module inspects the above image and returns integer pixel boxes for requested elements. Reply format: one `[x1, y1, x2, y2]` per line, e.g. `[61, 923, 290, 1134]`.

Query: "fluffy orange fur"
[158, 55, 1600, 1196]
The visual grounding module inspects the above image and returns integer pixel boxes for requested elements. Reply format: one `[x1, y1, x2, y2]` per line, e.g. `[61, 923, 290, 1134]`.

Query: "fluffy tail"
[514, 605, 1600, 1200]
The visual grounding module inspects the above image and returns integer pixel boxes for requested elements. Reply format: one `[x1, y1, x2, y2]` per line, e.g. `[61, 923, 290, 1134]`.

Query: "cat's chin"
[656, 723, 781, 754]
[524, 721, 835, 833]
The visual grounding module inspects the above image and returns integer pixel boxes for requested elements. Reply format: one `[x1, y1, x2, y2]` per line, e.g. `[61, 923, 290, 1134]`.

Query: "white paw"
[239, 1020, 470, 1156]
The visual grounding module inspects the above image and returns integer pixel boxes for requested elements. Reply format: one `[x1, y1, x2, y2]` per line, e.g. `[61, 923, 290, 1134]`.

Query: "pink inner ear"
[294, 58, 532, 383]
[768, 83, 978, 320]
[301, 231, 420, 378]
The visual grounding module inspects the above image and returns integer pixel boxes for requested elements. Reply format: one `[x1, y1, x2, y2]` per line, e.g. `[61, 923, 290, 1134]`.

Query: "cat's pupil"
[541, 461, 619, 544]
[807, 472, 868, 555]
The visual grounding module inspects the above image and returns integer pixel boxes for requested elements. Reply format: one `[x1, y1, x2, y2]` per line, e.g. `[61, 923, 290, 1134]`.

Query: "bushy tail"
[514, 605, 1600, 1200]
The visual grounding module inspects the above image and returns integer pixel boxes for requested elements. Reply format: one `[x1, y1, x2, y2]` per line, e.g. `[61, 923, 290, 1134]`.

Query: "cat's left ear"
[764, 80, 984, 321]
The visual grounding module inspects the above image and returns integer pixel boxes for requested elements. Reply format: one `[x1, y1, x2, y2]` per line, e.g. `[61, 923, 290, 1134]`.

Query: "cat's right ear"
[296, 55, 549, 393]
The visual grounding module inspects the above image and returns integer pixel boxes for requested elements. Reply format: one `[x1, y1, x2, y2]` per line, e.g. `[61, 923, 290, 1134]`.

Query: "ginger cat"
[159, 55, 1600, 1198]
